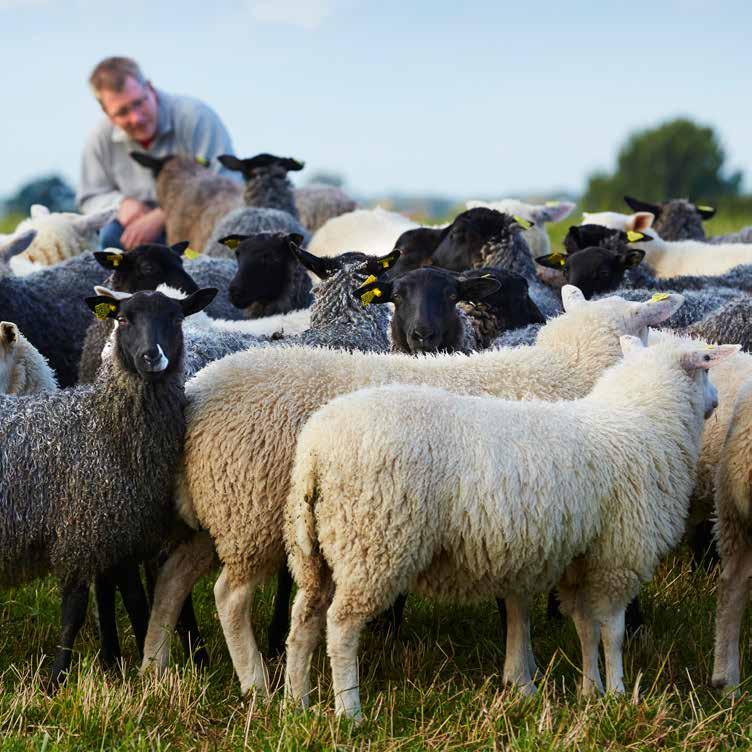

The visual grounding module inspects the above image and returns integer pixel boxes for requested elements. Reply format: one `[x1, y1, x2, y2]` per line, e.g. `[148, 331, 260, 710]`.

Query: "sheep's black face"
[84, 288, 217, 381]
[563, 225, 626, 254]
[389, 227, 448, 277]
[562, 247, 644, 299]
[229, 234, 294, 309]
[95, 242, 199, 295]
[432, 220, 485, 272]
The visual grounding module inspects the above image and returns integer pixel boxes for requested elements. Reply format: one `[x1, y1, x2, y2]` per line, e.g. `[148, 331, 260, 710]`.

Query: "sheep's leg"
[285, 573, 334, 709]
[601, 607, 626, 694]
[215, 567, 268, 695]
[94, 574, 121, 669]
[112, 562, 150, 658]
[49, 581, 89, 688]
[712, 547, 752, 691]
[571, 593, 603, 697]
[327, 596, 367, 719]
[141, 531, 215, 675]
[268, 565, 293, 658]
[502, 593, 535, 694]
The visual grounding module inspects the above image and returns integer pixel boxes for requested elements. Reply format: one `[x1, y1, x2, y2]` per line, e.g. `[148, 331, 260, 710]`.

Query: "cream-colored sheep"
[0, 321, 57, 395]
[140, 288, 683, 693]
[284, 337, 735, 718]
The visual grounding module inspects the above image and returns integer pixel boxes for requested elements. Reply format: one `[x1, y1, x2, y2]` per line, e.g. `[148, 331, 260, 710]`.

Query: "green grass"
[2, 553, 752, 750]
[0, 214, 23, 234]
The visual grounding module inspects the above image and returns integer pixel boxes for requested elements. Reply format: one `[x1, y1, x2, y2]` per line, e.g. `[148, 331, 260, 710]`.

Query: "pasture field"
[1, 553, 752, 751]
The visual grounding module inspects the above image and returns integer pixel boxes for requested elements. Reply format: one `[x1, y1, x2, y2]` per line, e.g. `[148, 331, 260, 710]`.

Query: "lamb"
[293, 183, 357, 233]
[139, 287, 682, 693]
[130, 152, 243, 251]
[357, 266, 544, 354]
[0, 205, 114, 274]
[623, 196, 714, 241]
[0, 286, 216, 685]
[465, 198, 576, 257]
[307, 207, 418, 258]
[0, 321, 57, 395]
[284, 336, 734, 717]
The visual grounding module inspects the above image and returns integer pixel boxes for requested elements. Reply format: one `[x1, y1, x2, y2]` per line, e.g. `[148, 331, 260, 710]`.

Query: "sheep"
[307, 207, 419, 258]
[221, 233, 313, 317]
[0, 205, 114, 274]
[182, 254, 246, 320]
[388, 226, 449, 276]
[0, 286, 216, 685]
[130, 152, 243, 251]
[293, 183, 358, 233]
[284, 336, 735, 717]
[139, 287, 682, 693]
[686, 296, 752, 352]
[581, 210, 655, 234]
[357, 266, 544, 354]
[623, 196, 714, 241]
[0, 321, 57, 395]
[465, 198, 576, 257]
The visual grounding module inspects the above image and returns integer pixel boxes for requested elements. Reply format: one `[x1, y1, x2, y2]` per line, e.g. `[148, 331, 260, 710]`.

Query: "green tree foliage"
[582, 118, 743, 210]
[3, 174, 76, 215]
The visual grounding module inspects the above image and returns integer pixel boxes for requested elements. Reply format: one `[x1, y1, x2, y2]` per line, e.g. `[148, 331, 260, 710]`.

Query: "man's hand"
[117, 197, 150, 226]
[120, 208, 166, 250]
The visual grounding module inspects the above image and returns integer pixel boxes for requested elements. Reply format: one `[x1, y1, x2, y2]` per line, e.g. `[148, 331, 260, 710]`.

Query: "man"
[77, 57, 240, 250]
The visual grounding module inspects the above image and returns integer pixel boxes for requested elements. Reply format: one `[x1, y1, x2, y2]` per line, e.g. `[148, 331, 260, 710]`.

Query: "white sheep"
[466, 198, 576, 257]
[0, 321, 57, 395]
[307, 207, 418, 258]
[4, 205, 113, 274]
[140, 287, 683, 693]
[284, 336, 736, 718]
[581, 210, 655, 233]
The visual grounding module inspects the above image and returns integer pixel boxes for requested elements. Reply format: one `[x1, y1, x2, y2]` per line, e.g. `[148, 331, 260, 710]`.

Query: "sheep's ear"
[94, 285, 130, 301]
[72, 207, 115, 235]
[217, 154, 244, 172]
[0, 229, 36, 259]
[374, 249, 401, 271]
[94, 249, 128, 270]
[681, 344, 740, 371]
[619, 335, 645, 355]
[180, 288, 218, 316]
[531, 201, 576, 224]
[30, 204, 50, 218]
[280, 157, 305, 172]
[561, 285, 586, 311]
[536, 252, 567, 269]
[289, 243, 342, 279]
[130, 151, 171, 176]
[624, 196, 662, 218]
[85, 295, 121, 320]
[627, 212, 654, 232]
[353, 276, 393, 306]
[634, 292, 685, 326]
[512, 215, 534, 230]
[0, 321, 18, 348]
[285, 233, 305, 249]
[457, 275, 501, 301]
[696, 204, 716, 220]
[218, 234, 249, 250]
[170, 241, 190, 257]
[621, 250, 645, 269]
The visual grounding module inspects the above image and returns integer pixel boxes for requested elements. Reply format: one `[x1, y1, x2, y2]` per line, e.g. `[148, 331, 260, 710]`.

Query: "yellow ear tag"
[651, 292, 670, 303]
[362, 274, 377, 286]
[626, 231, 645, 243]
[513, 215, 532, 230]
[545, 200, 560, 207]
[697, 205, 714, 212]
[108, 254, 122, 267]
[183, 248, 200, 260]
[194, 156, 209, 166]
[360, 288, 382, 306]
[549, 252, 566, 267]
[94, 303, 116, 320]
[221, 238, 241, 250]
[376, 250, 400, 269]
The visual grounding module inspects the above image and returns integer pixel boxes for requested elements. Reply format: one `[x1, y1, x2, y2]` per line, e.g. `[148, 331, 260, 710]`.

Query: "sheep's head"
[0, 321, 20, 393]
[624, 196, 714, 241]
[85, 287, 216, 381]
[466, 198, 576, 225]
[388, 227, 448, 276]
[130, 151, 174, 178]
[94, 241, 199, 294]
[218, 153, 304, 180]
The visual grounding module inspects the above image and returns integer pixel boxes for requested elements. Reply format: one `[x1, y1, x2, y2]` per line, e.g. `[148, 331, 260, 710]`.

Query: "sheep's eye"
[392, 293, 401, 303]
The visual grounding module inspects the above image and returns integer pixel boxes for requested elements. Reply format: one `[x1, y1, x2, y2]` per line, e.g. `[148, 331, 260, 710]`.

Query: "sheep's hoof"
[711, 676, 741, 698]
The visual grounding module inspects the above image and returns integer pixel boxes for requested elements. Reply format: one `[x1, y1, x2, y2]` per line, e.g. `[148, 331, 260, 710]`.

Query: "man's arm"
[76, 130, 124, 213]
[186, 102, 242, 181]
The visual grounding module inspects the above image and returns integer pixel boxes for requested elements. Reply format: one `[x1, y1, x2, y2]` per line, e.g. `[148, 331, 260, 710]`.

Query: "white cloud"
[247, 0, 342, 30]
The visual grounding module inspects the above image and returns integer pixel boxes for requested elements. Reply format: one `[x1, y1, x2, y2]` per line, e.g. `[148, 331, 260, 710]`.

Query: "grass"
[2, 553, 752, 750]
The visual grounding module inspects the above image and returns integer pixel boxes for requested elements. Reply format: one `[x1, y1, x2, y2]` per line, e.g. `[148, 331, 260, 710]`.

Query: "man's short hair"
[89, 57, 147, 99]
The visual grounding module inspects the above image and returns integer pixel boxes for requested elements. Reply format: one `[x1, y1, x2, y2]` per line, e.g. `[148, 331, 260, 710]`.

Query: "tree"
[582, 118, 743, 210]
[3, 174, 76, 215]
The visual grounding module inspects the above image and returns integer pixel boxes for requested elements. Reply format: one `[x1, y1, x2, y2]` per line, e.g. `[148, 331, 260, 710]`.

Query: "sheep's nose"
[413, 326, 434, 342]
[142, 350, 161, 366]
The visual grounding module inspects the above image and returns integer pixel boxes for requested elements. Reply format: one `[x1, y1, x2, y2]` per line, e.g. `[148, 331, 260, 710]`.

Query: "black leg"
[625, 596, 644, 636]
[268, 565, 294, 657]
[113, 563, 150, 659]
[175, 591, 209, 669]
[94, 574, 121, 669]
[49, 580, 89, 688]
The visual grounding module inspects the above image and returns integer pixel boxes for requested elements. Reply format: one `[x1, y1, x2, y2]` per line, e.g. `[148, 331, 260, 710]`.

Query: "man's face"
[99, 76, 158, 143]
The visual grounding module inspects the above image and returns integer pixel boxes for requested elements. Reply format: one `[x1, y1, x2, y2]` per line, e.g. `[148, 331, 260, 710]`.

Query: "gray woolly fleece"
[687, 297, 752, 352]
[202, 207, 309, 259]
[293, 184, 357, 233]
[241, 163, 299, 219]
[623, 263, 752, 294]
[0, 343, 186, 588]
[183, 256, 244, 320]
[710, 226, 752, 244]
[652, 200, 707, 241]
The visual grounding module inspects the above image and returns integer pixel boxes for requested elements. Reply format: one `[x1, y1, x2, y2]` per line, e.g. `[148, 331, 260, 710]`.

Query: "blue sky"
[1, 0, 751, 203]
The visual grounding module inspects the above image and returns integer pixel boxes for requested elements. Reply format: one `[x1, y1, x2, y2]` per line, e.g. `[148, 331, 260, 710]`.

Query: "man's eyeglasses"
[108, 92, 150, 120]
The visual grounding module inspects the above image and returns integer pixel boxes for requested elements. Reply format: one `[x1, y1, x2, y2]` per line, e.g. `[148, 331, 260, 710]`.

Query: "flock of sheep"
[3, 152, 752, 721]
